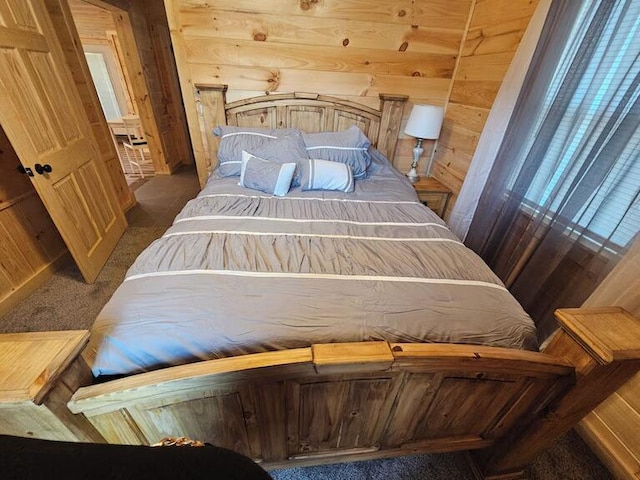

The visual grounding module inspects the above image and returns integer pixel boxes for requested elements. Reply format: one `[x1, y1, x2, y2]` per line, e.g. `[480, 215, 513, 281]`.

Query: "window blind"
[509, 0, 640, 248]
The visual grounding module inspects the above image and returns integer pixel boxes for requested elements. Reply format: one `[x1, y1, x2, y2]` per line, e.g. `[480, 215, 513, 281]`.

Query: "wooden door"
[0, 0, 126, 283]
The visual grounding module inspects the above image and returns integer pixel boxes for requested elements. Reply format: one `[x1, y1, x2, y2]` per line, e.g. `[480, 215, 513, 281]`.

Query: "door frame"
[74, 0, 173, 175]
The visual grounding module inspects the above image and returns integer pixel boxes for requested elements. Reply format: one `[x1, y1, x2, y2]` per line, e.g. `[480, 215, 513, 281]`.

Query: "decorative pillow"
[301, 159, 355, 193]
[247, 129, 309, 187]
[213, 126, 298, 177]
[302, 125, 371, 179]
[239, 151, 296, 196]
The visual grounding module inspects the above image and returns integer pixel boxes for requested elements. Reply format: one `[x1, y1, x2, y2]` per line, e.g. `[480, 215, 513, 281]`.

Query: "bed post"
[377, 93, 408, 166]
[194, 83, 228, 187]
[468, 307, 640, 479]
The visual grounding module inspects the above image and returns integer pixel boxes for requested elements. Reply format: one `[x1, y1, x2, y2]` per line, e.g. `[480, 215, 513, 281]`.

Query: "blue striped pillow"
[301, 159, 354, 193]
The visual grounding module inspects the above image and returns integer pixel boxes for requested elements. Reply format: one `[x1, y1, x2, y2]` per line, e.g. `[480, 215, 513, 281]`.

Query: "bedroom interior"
[0, 0, 639, 479]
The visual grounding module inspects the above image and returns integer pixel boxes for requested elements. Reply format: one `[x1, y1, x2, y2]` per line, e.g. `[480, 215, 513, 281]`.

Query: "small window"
[85, 51, 122, 121]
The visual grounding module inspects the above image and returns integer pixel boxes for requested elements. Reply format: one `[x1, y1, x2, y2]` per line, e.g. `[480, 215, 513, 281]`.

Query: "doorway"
[67, 0, 155, 186]
[0, 0, 193, 301]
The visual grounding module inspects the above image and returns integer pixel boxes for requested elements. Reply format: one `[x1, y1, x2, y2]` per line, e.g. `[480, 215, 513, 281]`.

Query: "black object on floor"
[0, 435, 272, 480]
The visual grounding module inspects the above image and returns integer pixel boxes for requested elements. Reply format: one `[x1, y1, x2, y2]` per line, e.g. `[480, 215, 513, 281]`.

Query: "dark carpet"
[0, 166, 612, 480]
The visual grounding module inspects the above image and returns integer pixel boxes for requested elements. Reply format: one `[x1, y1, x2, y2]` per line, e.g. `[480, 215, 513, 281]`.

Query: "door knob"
[34, 163, 52, 175]
[17, 165, 34, 177]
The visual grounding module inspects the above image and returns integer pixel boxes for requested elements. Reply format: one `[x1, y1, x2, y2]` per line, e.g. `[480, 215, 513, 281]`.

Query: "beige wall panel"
[471, 0, 538, 29]
[0, 204, 50, 271]
[0, 217, 36, 287]
[444, 103, 489, 134]
[438, 122, 481, 157]
[189, 64, 451, 101]
[412, 0, 473, 29]
[455, 51, 515, 82]
[179, 0, 430, 26]
[431, 155, 466, 193]
[463, 17, 532, 56]
[15, 194, 66, 261]
[184, 37, 457, 78]
[449, 80, 502, 109]
[179, 10, 463, 54]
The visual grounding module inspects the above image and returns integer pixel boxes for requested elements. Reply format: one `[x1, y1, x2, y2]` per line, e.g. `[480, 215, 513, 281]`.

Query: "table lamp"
[404, 104, 444, 183]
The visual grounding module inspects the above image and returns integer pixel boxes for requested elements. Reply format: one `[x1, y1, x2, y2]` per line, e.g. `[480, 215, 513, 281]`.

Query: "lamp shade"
[404, 104, 444, 140]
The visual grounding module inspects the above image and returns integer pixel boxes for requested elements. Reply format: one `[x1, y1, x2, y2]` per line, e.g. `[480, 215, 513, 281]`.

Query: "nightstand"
[412, 177, 452, 218]
[0, 330, 103, 442]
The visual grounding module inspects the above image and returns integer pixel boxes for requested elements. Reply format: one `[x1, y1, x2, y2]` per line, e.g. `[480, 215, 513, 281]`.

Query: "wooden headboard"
[194, 84, 408, 184]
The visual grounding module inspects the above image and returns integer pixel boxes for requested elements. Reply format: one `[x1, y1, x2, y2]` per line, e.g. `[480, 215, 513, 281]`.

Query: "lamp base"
[406, 167, 419, 184]
[406, 138, 424, 184]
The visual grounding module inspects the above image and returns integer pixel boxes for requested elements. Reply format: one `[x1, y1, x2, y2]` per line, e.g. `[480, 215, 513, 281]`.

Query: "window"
[510, 0, 640, 248]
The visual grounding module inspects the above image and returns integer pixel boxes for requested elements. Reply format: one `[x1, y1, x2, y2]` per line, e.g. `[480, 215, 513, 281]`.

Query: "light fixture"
[404, 104, 444, 183]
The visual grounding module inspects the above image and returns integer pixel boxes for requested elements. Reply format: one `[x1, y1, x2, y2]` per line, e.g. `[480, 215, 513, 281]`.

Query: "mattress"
[88, 151, 538, 376]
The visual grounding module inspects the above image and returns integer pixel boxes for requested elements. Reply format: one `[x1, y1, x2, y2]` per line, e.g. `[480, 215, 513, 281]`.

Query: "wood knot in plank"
[253, 32, 267, 42]
[300, 0, 318, 11]
[398, 9, 406, 17]
[399, 41, 408, 52]
[342, 38, 350, 47]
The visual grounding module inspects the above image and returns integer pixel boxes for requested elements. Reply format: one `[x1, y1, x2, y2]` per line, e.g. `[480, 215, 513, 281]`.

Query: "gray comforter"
[88, 152, 538, 376]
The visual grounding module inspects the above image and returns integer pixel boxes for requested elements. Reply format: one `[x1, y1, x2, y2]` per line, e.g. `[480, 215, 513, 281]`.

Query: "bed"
[26, 88, 640, 479]
[87, 133, 537, 377]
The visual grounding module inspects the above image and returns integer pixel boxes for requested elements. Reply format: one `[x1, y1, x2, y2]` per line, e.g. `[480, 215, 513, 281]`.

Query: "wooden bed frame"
[6, 90, 640, 479]
[192, 84, 408, 183]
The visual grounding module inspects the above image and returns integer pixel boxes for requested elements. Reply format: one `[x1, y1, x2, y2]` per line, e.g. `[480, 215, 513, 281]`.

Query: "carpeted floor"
[0, 167, 613, 480]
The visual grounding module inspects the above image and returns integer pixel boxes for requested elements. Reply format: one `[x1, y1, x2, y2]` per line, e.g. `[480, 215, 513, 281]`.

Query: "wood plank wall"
[141, 0, 192, 169]
[433, 0, 539, 219]
[165, 0, 538, 199]
[117, 0, 193, 172]
[0, 127, 67, 318]
[68, 0, 115, 42]
[165, 0, 469, 186]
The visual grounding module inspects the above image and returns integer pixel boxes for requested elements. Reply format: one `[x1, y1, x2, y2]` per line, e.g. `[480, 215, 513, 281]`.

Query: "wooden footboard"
[66, 308, 640, 478]
[68, 342, 572, 463]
